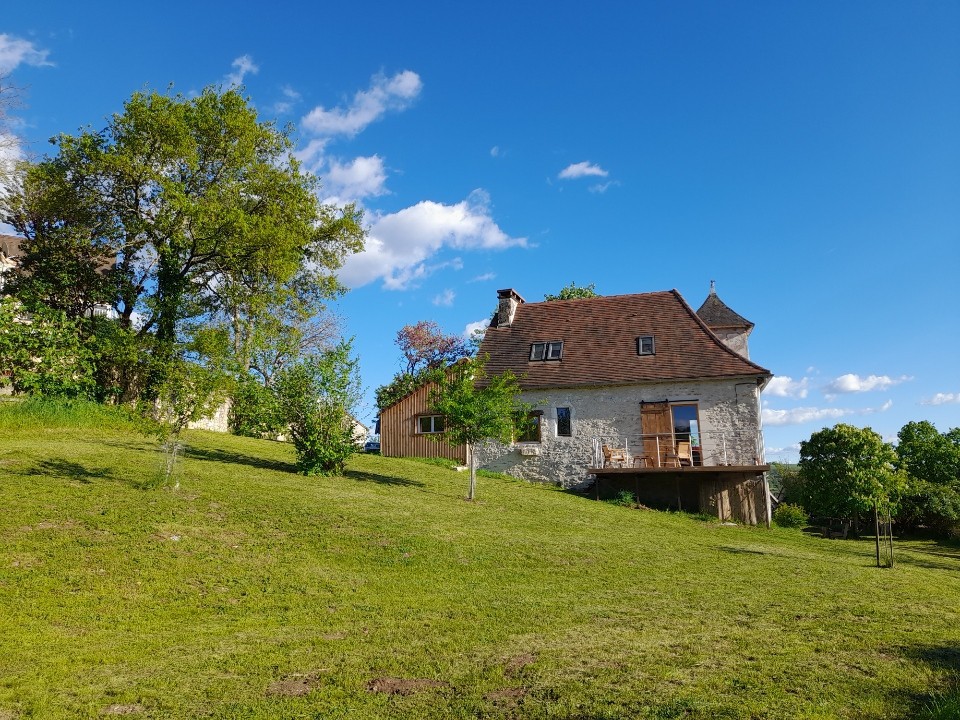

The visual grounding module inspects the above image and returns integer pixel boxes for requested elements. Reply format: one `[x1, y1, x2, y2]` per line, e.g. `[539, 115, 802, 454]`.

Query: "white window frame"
[416, 415, 445, 434]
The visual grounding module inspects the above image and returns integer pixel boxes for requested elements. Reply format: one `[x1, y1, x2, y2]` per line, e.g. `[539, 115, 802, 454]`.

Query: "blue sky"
[2, 2, 958, 458]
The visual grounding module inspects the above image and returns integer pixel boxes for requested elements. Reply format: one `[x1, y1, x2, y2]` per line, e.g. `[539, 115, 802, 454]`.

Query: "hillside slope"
[1, 407, 958, 719]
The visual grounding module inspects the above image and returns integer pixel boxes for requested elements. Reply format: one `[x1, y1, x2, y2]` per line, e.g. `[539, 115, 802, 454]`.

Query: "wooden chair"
[663, 441, 692, 468]
[602, 445, 627, 468]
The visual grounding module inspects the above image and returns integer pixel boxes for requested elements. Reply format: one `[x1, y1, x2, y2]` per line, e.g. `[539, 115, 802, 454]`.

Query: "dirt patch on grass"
[504, 653, 536, 677]
[266, 671, 328, 697]
[367, 677, 448, 695]
[101, 704, 143, 715]
[486, 687, 528, 706]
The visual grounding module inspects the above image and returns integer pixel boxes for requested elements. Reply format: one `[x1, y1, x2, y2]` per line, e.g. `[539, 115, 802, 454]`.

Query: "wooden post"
[887, 508, 895, 568]
[873, 504, 881, 568]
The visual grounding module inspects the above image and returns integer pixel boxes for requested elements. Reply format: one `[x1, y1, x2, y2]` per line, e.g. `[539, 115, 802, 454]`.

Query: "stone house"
[474, 285, 774, 524]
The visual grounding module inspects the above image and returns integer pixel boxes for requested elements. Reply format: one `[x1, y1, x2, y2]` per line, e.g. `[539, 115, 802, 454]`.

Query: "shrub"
[274, 342, 361, 476]
[0, 297, 95, 399]
[773, 503, 808, 528]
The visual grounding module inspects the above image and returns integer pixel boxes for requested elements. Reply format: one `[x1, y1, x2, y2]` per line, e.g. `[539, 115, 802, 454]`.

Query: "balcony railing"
[591, 430, 765, 470]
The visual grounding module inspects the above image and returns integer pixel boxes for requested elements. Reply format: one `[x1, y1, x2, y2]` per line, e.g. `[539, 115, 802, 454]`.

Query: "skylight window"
[637, 335, 655, 355]
[530, 341, 563, 361]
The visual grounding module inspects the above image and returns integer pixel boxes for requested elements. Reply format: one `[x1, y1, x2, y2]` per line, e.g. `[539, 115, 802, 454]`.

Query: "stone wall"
[187, 399, 232, 433]
[473, 378, 764, 489]
[711, 329, 750, 359]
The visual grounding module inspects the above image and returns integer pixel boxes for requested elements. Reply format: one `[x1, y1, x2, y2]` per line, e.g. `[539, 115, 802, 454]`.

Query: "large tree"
[1, 87, 363, 397]
[395, 320, 469, 375]
[797, 423, 902, 519]
[895, 420, 960, 535]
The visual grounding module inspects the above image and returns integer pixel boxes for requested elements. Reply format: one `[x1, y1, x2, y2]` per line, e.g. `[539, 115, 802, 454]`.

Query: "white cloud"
[490, 146, 501, 157]
[324, 155, 388, 202]
[337, 189, 526, 290]
[824, 373, 912, 397]
[559, 161, 608, 180]
[762, 400, 893, 427]
[432, 289, 455, 307]
[294, 138, 330, 174]
[767, 443, 801, 455]
[273, 85, 301, 115]
[766, 376, 810, 399]
[301, 70, 422, 138]
[225, 55, 259, 86]
[588, 181, 618, 194]
[0, 34, 52, 72]
[469, 272, 496, 283]
[921, 392, 960, 406]
[463, 317, 490, 339]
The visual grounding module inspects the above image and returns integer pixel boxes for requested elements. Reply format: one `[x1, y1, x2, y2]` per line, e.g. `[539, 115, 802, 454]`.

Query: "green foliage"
[767, 462, 801, 502]
[798, 424, 902, 518]
[894, 421, 960, 536]
[428, 356, 527, 499]
[0, 297, 95, 398]
[274, 341, 361, 476]
[608, 489, 637, 507]
[543, 281, 599, 301]
[375, 367, 432, 410]
[2, 86, 364, 400]
[85, 317, 153, 404]
[773, 503, 808, 528]
[428, 357, 525, 449]
[229, 374, 285, 438]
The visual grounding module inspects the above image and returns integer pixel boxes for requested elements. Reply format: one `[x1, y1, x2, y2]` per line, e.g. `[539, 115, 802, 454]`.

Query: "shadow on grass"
[718, 546, 767, 555]
[24, 458, 115, 484]
[182, 446, 298, 474]
[342, 469, 425, 487]
[898, 643, 960, 719]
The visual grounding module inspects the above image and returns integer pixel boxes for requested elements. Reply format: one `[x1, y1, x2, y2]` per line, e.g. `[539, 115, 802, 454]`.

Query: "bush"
[274, 342, 361, 476]
[0, 298, 96, 399]
[773, 503, 808, 528]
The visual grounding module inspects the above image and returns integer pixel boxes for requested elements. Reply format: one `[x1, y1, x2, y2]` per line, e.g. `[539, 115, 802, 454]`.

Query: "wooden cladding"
[380, 381, 466, 463]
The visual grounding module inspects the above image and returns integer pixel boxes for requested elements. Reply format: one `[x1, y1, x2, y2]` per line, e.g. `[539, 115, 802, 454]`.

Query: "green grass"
[1, 402, 959, 718]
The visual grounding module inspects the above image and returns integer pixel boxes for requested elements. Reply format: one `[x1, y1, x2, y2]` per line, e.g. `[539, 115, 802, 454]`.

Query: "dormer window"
[530, 341, 563, 361]
[637, 335, 655, 355]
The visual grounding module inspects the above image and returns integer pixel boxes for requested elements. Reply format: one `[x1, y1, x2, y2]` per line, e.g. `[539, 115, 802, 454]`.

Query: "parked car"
[363, 439, 381, 454]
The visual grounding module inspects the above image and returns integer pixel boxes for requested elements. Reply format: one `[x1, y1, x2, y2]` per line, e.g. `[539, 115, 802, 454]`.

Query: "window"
[671, 403, 701, 465]
[530, 341, 563, 361]
[637, 335, 655, 355]
[556, 407, 572, 437]
[515, 411, 542, 442]
[416, 415, 445, 434]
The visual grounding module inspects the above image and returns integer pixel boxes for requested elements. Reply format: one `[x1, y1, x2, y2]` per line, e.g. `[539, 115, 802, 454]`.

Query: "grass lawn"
[0, 401, 958, 719]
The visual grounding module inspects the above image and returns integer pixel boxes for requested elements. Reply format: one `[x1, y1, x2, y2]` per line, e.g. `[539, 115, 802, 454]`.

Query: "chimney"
[496, 288, 525, 327]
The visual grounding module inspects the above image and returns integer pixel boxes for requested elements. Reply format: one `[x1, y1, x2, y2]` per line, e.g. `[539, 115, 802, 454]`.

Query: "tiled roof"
[696, 290, 754, 329]
[479, 289, 770, 390]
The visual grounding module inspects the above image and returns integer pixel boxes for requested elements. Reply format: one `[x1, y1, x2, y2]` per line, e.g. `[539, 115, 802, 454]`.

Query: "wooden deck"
[590, 464, 770, 475]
